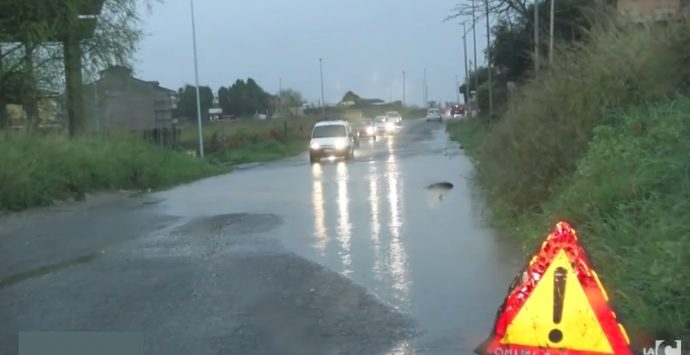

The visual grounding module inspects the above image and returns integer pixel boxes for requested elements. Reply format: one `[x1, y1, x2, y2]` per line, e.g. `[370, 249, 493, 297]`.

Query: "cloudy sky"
[134, 0, 489, 106]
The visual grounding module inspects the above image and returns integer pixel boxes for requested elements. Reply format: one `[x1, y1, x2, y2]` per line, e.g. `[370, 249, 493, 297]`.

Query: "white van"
[309, 120, 356, 163]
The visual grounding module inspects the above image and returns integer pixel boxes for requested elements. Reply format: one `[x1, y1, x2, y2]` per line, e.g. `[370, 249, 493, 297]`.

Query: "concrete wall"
[82, 68, 175, 133]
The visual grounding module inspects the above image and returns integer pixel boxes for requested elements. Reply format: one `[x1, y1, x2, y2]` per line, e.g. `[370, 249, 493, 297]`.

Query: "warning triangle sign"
[476, 222, 632, 355]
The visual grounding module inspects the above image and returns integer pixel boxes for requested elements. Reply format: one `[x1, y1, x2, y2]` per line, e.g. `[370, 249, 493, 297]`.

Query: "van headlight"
[366, 126, 374, 135]
[385, 122, 395, 131]
[310, 142, 320, 150]
[334, 139, 347, 150]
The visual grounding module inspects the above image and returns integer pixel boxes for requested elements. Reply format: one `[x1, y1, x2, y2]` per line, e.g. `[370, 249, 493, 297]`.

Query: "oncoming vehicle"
[426, 108, 443, 122]
[309, 120, 357, 163]
[374, 116, 388, 134]
[385, 111, 402, 125]
[375, 116, 397, 135]
[354, 118, 377, 141]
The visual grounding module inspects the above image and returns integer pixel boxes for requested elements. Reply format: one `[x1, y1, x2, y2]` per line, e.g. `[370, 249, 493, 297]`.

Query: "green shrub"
[478, 19, 690, 214]
[536, 99, 690, 341]
[0, 135, 224, 211]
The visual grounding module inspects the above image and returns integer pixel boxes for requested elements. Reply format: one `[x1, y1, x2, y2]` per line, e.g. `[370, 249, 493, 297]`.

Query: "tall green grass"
[0, 134, 225, 211]
[179, 117, 318, 164]
[478, 19, 690, 214]
[448, 17, 690, 344]
[449, 99, 690, 345]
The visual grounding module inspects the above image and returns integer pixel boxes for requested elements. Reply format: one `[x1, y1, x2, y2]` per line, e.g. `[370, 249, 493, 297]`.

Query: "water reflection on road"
[311, 163, 327, 254]
[297, 123, 524, 354]
[335, 162, 352, 275]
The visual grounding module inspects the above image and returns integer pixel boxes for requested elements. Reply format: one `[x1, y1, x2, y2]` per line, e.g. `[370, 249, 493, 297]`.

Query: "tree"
[222, 78, 271, 116]
[0, 0, 153, 133]
[175, 85, 213, 120]
[277, 88, 305, 116]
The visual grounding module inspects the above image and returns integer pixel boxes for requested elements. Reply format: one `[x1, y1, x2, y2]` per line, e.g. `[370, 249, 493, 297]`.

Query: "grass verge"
[448, 100, 690, 346]
[179, 117, 317, 165]
[0, 134, 226, 211]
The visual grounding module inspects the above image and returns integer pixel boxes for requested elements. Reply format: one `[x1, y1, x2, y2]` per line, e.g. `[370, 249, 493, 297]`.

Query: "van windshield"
[312, 125, 347, 138]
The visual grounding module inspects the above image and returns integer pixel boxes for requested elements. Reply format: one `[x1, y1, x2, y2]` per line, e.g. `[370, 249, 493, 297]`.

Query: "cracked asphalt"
[0, 118, 524, 355]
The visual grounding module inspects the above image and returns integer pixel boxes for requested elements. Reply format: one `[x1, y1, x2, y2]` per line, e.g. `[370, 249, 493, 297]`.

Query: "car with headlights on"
[385, 111, 403, 125]
[375, 115, 397, 135]
[309, 120, 356, 163]
[353, 118, 377, 141]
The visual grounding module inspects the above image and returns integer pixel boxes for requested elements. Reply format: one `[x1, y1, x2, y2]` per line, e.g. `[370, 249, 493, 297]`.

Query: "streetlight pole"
[485, 0, 494, 118]
[190, 0, 204, 158]
[402, 70, 406, 106]
[549, 0, 555, 64]
[319, 58, 325, 116]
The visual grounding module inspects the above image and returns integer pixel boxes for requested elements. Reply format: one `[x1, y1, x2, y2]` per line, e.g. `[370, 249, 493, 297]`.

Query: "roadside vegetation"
[448, 16, 690, 344]
[0, 134, 225, 211]
[179, 116, 320, 165]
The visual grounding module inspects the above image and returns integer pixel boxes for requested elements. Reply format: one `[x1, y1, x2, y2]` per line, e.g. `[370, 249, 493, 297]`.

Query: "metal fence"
[142, 127, 181, 148]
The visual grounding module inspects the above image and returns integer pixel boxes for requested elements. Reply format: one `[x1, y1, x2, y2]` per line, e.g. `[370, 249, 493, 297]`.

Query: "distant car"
[309, 120, 356, 163]
[385, 111, 403, 125]
[426, 108, 443, 122]
[450, 104, 465, 118]
[375, 115, 397, 135]
[374, 116, 387, 134]
[354, 118, 377, 141]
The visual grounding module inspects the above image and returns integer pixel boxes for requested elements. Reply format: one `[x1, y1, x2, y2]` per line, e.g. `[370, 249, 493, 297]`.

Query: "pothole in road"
[426, 182, 454, 202]
[427, 182, 454, 191]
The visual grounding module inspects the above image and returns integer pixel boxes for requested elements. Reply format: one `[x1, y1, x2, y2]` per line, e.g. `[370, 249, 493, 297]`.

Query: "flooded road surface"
[0, 119, 524, 355]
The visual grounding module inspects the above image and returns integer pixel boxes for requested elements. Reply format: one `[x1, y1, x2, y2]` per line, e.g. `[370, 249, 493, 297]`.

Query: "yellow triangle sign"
[503, 250, 612, 352]
[476, 222, 632, 355]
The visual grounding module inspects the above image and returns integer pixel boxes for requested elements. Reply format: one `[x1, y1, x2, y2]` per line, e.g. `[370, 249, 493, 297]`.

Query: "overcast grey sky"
[134, 0, 489, 106]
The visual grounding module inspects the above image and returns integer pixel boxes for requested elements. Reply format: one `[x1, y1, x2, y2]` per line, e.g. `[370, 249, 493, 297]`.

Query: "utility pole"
[279, 77, 282, 92]
[191, 0, 204, 157]
[424, 68, 429, 108]
[485, 0, 494, 118]
[534, 0, 540, 73]
[471, 0, 479, 92]
[319, 58, 325, 115]
[549, 0, 555, 64]
[462, 22, 469, 105]
[455, 75, 460, 104]
[402, 70, 406, 106]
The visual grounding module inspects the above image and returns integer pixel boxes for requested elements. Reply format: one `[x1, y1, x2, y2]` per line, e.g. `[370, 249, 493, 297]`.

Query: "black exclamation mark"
[548, 267, 567, 343]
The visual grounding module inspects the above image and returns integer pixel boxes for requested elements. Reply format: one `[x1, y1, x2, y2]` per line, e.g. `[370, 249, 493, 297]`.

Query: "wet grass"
[449, 99, 690, 346]
[447, 18, 690, 345]
[0, 134, 226, 211]
[179, 117, 318, 165]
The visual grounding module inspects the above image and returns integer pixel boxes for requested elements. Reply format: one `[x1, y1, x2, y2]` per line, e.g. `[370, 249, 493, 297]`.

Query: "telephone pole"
[462, 22, 469, 105]
[402, 70, 406, 106]
[319, 58, 325, 115]
[485, 0, 494, 117]
[534, 0, 540, 73]
[471, 0, 479, 92]
[424, 68, 429, 108]
[549, 0, 555, 64]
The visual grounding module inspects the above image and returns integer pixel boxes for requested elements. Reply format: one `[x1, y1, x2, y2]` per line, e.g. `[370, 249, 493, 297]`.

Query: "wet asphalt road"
[0, 118, 524, 355]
